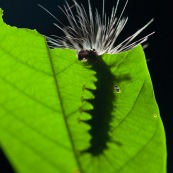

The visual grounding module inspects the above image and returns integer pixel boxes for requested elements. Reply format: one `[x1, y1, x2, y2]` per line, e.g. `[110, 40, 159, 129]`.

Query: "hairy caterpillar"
[38, 0, 155, 155]
[39, 0, 154, 61]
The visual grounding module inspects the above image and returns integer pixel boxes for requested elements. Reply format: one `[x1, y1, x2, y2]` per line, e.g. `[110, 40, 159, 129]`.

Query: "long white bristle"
[39, 0, 154, 55]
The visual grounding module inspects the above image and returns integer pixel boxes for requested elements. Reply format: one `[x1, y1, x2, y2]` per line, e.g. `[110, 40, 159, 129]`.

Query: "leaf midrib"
[46, 43, 84, 172]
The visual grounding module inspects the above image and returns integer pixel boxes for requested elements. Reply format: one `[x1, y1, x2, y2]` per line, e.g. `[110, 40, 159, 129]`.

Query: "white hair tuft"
[39, 0, 154, 56]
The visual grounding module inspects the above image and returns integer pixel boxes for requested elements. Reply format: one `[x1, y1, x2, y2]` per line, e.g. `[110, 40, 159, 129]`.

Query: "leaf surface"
[0, 9, 166, 173]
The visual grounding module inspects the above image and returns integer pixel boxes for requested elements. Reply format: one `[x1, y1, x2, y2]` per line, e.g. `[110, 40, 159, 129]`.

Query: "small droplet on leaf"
[154, 114, 157, 118]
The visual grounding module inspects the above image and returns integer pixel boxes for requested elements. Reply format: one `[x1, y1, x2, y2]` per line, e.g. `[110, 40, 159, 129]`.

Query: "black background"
[0, 0, 172, 172]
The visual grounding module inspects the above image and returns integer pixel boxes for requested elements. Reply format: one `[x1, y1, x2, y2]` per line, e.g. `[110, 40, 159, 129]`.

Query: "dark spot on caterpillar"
[77, 49, 98, 61]
[114, 85, 120, 93]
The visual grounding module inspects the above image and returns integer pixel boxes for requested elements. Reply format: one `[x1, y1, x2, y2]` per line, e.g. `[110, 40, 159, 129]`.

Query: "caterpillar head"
[77, 49, 98, 61]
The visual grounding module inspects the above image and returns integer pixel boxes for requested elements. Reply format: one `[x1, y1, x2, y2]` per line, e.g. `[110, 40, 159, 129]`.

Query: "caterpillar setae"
[39, 0, 154, 61]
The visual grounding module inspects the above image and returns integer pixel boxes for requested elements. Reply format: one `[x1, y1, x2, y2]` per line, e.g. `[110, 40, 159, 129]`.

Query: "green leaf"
[0, 9, 166, 173]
